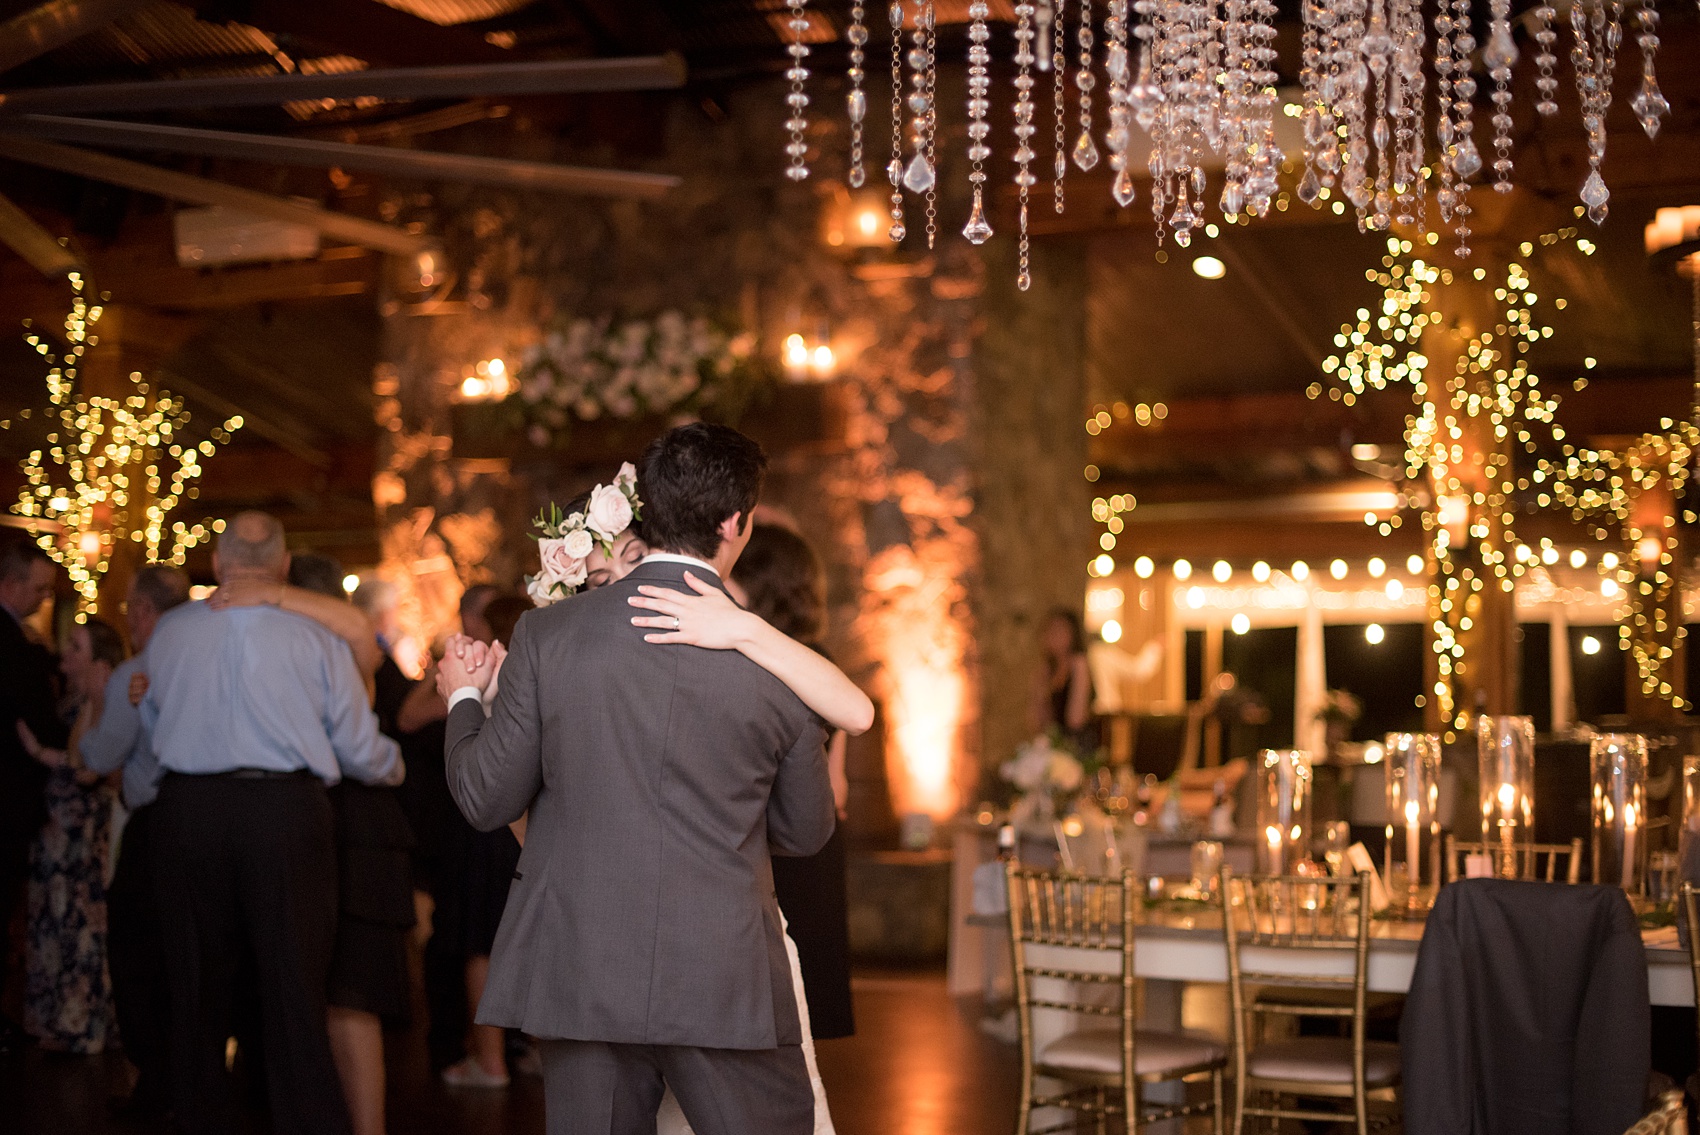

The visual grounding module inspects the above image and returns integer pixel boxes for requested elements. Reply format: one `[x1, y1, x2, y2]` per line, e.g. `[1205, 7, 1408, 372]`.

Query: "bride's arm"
[210, 579, 384, 695]
[628, 572, 875, 736]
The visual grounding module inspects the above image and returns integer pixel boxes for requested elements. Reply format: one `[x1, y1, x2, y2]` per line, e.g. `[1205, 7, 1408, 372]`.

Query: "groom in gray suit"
[439, 422, 835, 1135]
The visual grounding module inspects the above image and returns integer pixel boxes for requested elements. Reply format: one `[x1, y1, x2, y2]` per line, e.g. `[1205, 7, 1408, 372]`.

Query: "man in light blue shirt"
[145, 512, 400, 1135]
[79, 563, 190, 1119]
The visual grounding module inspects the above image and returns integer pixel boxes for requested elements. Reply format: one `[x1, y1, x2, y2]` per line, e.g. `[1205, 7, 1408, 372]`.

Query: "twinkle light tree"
[1310, 222, 1698, 730]
[6, 273, 242, 616]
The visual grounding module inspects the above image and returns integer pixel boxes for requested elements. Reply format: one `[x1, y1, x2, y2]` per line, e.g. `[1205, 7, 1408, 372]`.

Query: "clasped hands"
[435, 634, 507, 702]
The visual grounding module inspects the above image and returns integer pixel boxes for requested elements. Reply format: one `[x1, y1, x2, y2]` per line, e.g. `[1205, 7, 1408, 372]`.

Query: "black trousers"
[538, 1038, 812, 1135]
[108, 804, 170, 1103]
[153, 772, 350, 1135]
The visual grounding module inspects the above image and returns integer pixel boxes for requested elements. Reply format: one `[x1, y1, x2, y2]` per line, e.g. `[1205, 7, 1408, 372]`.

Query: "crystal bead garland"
[885, 1, 906, 241]
[1297, 0, 1340, 207]
[1013, 2, 1039, 289]
[1329, 0, 1370, 224]
[1218, 0, 1281, 221]
[1532, 4, 1561, 116]
[962, 3, 994, 245]
[919, 2, 940, 247]
[1050, 1, 1068, 213]
[1631, 0, 1670, 139]
[1073, 0, 1099, 172]
[1389, 0, 1426, 227]
[1437, 0, 1478, 257]
[846, 3, 868, 188]
[1573, 0, 1623, 225]
[1485, 0, 1518, 194]
[782, 0, 811, 182]
[1103, 0, 1135, 208]
[900, 1, 937, 202]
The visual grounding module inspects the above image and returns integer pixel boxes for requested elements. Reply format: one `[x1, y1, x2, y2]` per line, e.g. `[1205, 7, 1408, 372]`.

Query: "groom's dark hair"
[637, 423, 767, 560]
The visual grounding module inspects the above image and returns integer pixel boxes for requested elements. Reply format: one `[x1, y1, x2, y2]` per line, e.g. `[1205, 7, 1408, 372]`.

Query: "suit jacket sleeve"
[445, 612, 544, 832]
[766, 718, 834, 857]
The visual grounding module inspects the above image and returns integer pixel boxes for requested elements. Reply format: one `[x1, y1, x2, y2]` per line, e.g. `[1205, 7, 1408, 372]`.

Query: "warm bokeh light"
[1212, 559, 1231, 582]
[1133, 555, 1154, 578]
[1230, 612, 1250, 634]
[1192, 255, 1226, 279]
[1173, 558, 1193, 580]
[1291, 560, 1309, 580]
[1406, 554, 1423, 574]
[1367, 557, 1385, 577]
[1329, 558, 1348, 580]
[1101, 619, 1123, 643]
[1251, 560, 1270, 582]
[1365, 623, 1385, 644]
[1569, 548, 1587, 569]
[1582, 635, 1602, 655]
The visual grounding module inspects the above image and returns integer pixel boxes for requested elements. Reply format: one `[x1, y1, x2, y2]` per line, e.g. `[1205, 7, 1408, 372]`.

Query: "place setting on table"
[963, 716, 1700, 1135]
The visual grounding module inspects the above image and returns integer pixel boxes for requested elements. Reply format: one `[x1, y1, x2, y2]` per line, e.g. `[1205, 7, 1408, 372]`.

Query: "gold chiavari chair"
[1680, 883, 1700, 1065]
[1444, 835, 1584, 883]
[1005, 861, 1226, 1135]
[1222, 868, 1400, 1135]
[1624, 1091, 1688, 1135]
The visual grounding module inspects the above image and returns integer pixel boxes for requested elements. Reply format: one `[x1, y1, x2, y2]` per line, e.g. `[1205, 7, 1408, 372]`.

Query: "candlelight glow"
[1497, 782, 1517, 815]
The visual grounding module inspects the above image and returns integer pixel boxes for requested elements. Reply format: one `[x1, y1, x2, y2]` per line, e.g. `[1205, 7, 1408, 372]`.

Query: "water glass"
[1190, 840, 1224, 896]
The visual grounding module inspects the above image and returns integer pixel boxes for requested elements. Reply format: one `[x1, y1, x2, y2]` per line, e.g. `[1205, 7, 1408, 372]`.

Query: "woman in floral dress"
[19, 616, 126, 1053]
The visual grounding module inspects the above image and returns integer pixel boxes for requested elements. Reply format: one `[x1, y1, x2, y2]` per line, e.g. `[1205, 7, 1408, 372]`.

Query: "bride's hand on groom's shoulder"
[627, 572, 754, 651]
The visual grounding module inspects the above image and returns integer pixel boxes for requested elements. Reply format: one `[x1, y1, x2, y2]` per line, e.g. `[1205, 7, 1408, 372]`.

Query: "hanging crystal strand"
[920, 2, 939, 248]
[1104, 0, 1136, 207]
[1219, 0, 1252, 218]
[1484, 0, 1518, 194]
[1244, 0, 1283, 218]
[1532, 4, 1560, 116]
[782, 0, 811, 181]
[1631, 0, 1670, 139]
[1432, 0, 1457, 222]
[1051, 0, 1069, 212]
[886, 1, 907, 241]
[1389, 0, 1426, 227]
[847, 3, 868, 188]
[1296, 0, 1334, 207]
[1361, 0, 1395, 230]
[1445, 0, 1478, 257]
[900, 1, 937, 200]
[1334, 0, 1372, 226]
[1130, 0, 1164, 240]
[963, 2, 994, 244]
[1072, 0, 1100, 171]
[1013, 2, 1040, 289]
[1573, 0, 1622, 225]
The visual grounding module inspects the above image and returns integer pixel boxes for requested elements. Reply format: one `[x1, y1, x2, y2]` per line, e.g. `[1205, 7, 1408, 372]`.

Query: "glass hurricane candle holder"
[1255, 749, 1313, 875]
[1384, 732, 1442, 915]
[1591, 733, 1649, 895]
[1478, 716, 1536, 880]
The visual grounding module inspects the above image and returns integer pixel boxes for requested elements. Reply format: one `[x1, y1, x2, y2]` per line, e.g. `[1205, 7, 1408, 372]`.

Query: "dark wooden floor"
[0, 967, 1022, 1135]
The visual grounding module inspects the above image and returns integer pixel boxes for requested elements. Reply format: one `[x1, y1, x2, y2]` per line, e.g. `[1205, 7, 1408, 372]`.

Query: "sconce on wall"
[782, 333, 836, 382]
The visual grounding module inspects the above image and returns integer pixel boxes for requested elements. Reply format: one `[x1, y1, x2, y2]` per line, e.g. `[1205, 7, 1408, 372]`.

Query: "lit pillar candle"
[1622, 801, 1638, 891]
[1405, 798, 1421, 892]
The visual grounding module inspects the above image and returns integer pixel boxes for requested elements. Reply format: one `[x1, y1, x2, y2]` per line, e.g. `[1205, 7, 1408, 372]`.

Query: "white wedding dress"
[655, 915, 836, 1135]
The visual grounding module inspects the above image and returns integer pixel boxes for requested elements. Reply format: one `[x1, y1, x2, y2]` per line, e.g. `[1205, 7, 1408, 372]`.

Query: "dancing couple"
[439, 422, 872, 1135]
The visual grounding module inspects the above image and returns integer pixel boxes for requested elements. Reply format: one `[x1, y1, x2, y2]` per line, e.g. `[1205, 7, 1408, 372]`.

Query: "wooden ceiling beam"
[5, 114, 681, 199]
[214, 0, 512, 68]
[0, 134, 430, 256]
[0, 188, 79, 277]
[0, 0, 148, 75]
[0, 55, 688, 115]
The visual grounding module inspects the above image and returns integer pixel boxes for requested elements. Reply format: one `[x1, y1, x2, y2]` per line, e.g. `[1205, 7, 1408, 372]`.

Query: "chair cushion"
[1038, 1027, 1225, 1078]
[1245, 1037, 1401, 1087]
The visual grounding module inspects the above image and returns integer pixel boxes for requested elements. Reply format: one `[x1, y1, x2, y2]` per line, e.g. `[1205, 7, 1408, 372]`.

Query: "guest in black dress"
[289, 554, 414, 1135]
[0, 540, 65, 1053]
[731, 524, 855, 1039]
[1031, 608, 1100, 754]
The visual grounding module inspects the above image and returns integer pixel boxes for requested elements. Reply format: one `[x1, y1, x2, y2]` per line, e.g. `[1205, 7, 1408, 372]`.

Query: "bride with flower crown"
[496, 463, 870, 1135]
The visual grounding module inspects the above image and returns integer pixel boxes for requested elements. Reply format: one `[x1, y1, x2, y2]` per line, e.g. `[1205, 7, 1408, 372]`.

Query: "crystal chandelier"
[780, 0, 1673, 288]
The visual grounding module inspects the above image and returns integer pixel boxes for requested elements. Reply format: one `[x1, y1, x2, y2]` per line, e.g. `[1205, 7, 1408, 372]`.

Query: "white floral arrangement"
[1001, 733, 1087, 828]
[525, 463, 643, 606]
[513, 311, 756, 445]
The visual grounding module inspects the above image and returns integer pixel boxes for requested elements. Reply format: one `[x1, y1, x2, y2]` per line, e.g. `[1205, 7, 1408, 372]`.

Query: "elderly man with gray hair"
[143, 512, 402, 1135]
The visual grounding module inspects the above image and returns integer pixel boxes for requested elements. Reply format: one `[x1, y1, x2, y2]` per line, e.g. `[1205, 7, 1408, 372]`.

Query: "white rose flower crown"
[525, 462, 644, 606]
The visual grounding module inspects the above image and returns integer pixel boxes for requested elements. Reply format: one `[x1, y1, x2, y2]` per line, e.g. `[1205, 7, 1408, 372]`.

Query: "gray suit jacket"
[445, 560, 835, 1050]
